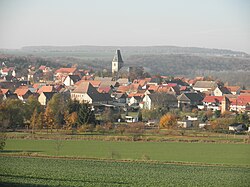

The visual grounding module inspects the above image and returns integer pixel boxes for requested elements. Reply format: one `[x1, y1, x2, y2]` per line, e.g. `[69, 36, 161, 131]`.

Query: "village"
[0, 50, 250, 133]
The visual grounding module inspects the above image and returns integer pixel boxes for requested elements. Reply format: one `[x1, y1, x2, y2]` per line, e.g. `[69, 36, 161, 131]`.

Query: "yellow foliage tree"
[65, 111, 78, 130]
[159, 113, 177, 129]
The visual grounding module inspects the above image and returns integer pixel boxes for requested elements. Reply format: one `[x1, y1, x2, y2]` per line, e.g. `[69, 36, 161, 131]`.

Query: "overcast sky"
[0, 0, 249, 53]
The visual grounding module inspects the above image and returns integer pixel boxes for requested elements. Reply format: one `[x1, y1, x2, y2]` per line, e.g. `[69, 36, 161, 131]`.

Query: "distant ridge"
[20, 45, 248, 56]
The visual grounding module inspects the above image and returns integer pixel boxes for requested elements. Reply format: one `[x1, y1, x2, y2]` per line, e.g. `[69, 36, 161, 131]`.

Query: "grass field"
[0, 156, 249, 187]
[2, 139, 250, 166]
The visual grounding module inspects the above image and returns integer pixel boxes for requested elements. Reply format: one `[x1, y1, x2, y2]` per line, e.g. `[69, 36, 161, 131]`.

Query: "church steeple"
[112, 49, 124, 74]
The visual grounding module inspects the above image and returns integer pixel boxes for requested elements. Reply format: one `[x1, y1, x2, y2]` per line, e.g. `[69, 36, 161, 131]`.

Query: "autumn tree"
[44, 105, 55, 134]
[30, 108, 38, 134]
[37, 112, 44, 129]
[64, 111, 78, 131]
[159, 113, 177, 129]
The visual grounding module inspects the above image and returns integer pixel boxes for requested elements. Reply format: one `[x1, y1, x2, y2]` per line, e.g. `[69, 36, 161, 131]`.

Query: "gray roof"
[193, 81, 217, 89]
[217, 86, 231, 94]
[42, 92, 56, 100]
[149, 93, 177, 103]
[68, 75, 81, 83]
[178, 92, 203, 102]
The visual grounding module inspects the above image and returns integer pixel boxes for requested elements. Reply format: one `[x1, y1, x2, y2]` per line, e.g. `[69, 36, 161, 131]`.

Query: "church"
[111, 49, 124, 74]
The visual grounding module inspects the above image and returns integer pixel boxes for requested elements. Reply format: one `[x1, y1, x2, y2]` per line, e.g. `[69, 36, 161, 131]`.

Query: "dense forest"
[1, 46, 250, 88]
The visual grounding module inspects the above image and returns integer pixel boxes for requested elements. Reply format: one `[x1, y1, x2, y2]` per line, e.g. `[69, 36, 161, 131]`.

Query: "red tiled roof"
[39, 65, 46, 70]
[203, 96, 224, 103]
[148, 85, 159, 92]
[98, 86, 111, 93]
[37, 86, 54, 94]
[55, 68, 77, 74]
[14, 88, 29, 96]
[117, 85, 130, 93]
[128, 92, 144, 98]
[225, 86, 241, 93]
[1, 89, 9, 94]
[1, 67, 15, 73]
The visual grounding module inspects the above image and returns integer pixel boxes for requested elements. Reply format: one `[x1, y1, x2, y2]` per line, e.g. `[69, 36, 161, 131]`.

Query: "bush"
[0, 132, 6, 150]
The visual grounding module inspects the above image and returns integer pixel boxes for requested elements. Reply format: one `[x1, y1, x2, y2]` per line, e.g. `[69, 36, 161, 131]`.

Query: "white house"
[63, 75, 81, 87]
[193, 81, 217, 93]
[71, 82, 112, 104]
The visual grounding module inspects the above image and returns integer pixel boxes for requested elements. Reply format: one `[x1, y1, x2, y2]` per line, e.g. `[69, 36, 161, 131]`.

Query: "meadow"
[0, 156, 249, 187]
[2, 139, 250, 166]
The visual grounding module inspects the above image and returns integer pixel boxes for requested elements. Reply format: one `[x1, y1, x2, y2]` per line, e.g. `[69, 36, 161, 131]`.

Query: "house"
[125, 115, 138, 123]
[38, 92, 56, 106]
[71, 82, 112, 104]
[225, 86, 241, 95]
[129, 96, 143, 106]
[27, 70, 43, 82]
[177, 92, 203, 108]
[14, 88, 33, 101]
[39, 65, 52, 73]
[63, 75, 81, 86]
[229, 95, 250, 112]
[229, 123, 247, 132]
[0, 67, 16, 77]
[193, 81, 217, 93]
[143, 93, 177, 110]
[213, 86, 231, 96]
[112, 92, 127, 103]
[202, 96, 224, 111]
[54, 67, 78, 83]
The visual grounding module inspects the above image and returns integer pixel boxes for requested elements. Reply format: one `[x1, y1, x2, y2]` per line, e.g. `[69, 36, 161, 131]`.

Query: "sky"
[0, 0, 249, 53]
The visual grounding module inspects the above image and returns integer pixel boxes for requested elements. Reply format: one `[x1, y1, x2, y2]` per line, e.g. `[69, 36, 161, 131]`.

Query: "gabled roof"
[41, 92, 56, 100]
[98, 86, 112, 93]
[117, 85, 130, 93]
[225, 86, 241, 93]
[178, 92, 203, 102]
[216, 86, 231, 94]
[148, 85, 159, 92]
[193, 81, 217, 89]
[1, 67, 15, 73]
[203, 96, 224, 103]
[68, 75, 81, 83]
[39, 65, 46, 70]
[1, 89, 10, 95]
[73, 82, 112, 102]
[148, 93, 177, 103]
[55, 68, 77, 74]
[37, 86, 54, 94]
[14, 88, 31, 96]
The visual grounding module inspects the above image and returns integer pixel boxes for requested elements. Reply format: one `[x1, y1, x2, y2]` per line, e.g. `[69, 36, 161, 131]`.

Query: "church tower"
[112, 49, 124, 74]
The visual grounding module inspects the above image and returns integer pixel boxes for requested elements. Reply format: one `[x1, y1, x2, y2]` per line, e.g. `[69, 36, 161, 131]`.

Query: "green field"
[0, 156, 250, 187]
[2, 139, 250, 166]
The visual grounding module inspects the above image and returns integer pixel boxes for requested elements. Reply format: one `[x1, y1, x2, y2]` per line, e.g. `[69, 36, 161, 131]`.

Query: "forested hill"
[20, 45, 248, 57]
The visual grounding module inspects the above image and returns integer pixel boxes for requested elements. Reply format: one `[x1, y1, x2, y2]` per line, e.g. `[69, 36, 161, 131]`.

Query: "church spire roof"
[112, 49, 123, 62]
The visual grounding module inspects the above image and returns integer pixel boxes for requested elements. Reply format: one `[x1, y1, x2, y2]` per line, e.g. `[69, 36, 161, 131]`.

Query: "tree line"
[0, 94, 95, 133]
